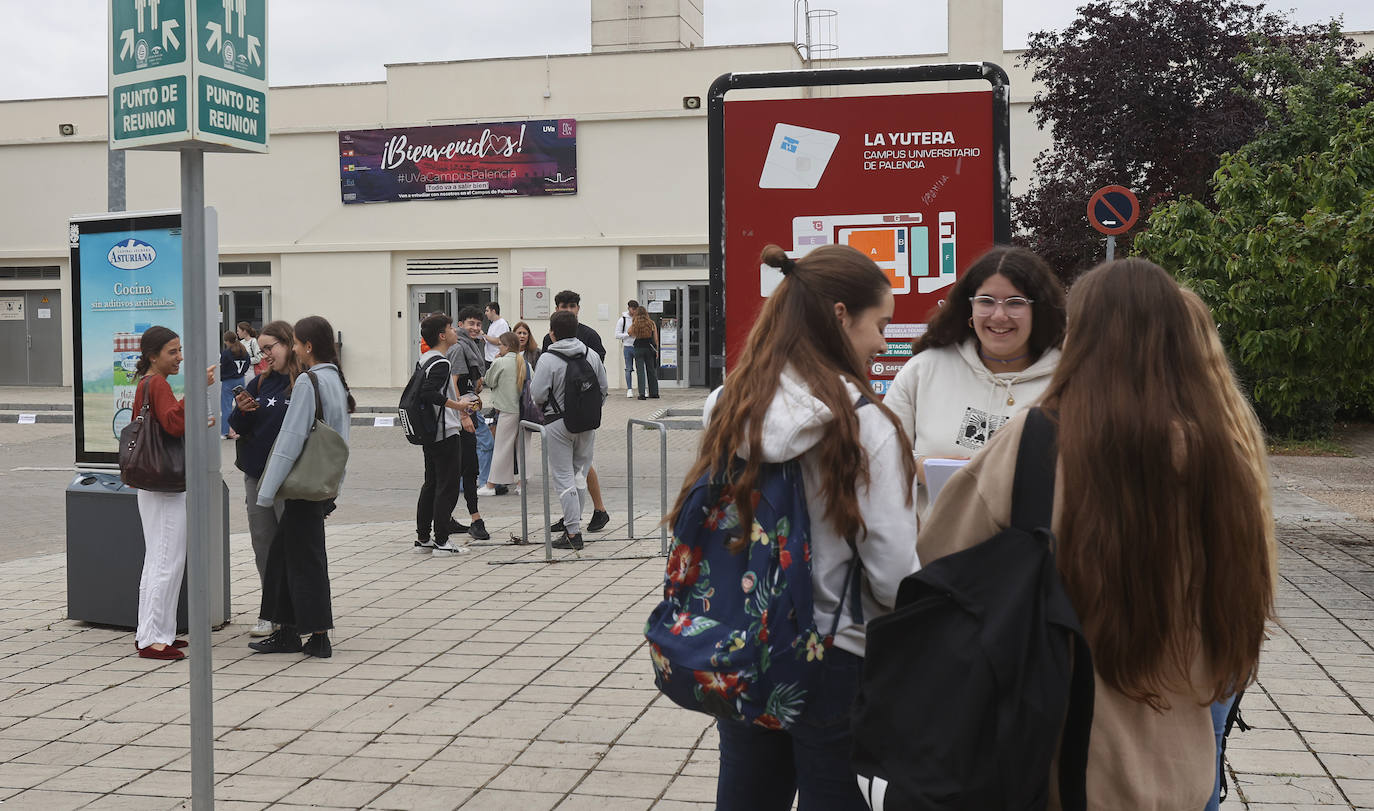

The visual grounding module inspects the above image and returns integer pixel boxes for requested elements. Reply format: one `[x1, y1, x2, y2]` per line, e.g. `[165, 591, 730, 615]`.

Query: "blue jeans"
[473, 413, 494, 488]
[1205, 695, 1237, 811]
[622, 345, 635, 389]
[220, 377, 244, 437]
[715, 647, 868, 811]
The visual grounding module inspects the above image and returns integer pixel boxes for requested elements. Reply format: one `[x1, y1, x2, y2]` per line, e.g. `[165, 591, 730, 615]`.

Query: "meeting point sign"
[109, 0, 267, 153]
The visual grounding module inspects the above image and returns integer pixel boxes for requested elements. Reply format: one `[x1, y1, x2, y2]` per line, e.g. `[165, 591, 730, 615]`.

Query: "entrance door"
[0, 290, 62, 386]
[638, 283, 712, 389]
[409, 284, 497, 368]
[218, 288, 270, 336]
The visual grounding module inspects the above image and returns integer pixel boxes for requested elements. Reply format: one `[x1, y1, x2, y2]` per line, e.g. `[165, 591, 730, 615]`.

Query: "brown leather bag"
[118, 377, 186, 492]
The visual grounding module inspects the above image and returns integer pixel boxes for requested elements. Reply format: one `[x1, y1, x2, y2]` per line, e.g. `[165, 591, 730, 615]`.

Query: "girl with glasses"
[883, 246, 1067, 516]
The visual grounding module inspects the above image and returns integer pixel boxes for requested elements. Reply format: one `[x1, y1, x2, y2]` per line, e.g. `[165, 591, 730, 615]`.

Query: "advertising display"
[69, 212, 183, 464]
[720, 90, 997, 395]
[339, 119, 578, 204]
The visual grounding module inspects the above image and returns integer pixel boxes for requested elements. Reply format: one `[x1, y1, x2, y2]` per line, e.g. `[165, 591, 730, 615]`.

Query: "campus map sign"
[719, 88, 1000, 395]
[109, 0, 268, 152]
[69, 212, 184, 464]
[338, 120, 579, 203]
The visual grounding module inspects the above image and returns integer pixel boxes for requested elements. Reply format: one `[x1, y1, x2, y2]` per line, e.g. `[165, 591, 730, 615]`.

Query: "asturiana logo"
[107, 239, 156, 270]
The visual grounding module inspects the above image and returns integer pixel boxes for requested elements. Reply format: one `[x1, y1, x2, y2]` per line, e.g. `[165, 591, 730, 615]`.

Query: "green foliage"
[1137, 93, 1374, 437]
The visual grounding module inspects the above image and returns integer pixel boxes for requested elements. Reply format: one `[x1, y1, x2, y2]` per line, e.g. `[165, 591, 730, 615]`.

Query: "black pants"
[260, 499, 333, 633]
[417, 434, 461, 542]
[457, 428, 479, 516]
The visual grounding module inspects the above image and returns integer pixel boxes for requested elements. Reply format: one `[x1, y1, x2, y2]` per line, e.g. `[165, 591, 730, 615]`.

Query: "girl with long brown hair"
[677, 244, 917, 810]
[628, 305, 659, 399]
[917, 259, 1275, 808]
[228, 320, 301, 637]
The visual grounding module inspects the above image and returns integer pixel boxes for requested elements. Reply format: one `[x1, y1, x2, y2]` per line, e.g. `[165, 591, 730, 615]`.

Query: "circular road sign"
[1087, 185, 1140, 236]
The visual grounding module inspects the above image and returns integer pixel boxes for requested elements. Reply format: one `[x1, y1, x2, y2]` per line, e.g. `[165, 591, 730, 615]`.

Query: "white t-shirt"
[484, 317, 510, 363]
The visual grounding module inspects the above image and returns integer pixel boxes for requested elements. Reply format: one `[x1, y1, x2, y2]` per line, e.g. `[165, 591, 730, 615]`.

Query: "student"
[532, 310, 609, 550]
[446, 307, 492, 539]
[229, 320, 300, 637]
[250, 315, 355, 659]
[129, 326, 217, 660]
[882, 246, 1066, 515]
[219, 331, 251, 439]
[480, 301, 510, 365]
[485, 331, 529, 495]
[681, 244, 918, 809]
[917, 259, 1275, 809]
[629, 305, 659, 400]
[614, 298, 640, 398]
[540, 290, 611, 532]
[413, 313, 478, 555]
[513, 320, 541, 372]
[237, 321, 264, 377]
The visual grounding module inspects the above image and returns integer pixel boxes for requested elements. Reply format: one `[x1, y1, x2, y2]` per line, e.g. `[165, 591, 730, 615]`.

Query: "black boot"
[303, 632, 332, 659]
[248, 627, 303, 654]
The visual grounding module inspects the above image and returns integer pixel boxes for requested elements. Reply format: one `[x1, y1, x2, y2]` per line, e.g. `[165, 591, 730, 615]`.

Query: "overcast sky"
[3, 0, 1371, 101]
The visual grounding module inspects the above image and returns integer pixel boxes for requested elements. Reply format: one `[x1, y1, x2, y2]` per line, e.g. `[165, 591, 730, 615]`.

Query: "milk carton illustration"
[112, 325, 147, 437]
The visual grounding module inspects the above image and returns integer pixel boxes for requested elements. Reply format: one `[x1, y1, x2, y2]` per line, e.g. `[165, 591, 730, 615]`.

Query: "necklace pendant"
[1007, 395, 1015, 406]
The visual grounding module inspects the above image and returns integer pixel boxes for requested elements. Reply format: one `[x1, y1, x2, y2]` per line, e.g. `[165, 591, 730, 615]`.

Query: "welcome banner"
[339, 119, 578, 203]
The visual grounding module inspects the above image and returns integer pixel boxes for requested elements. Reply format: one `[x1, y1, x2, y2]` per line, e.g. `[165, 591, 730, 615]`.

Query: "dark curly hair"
[915, 246, 1067, 361]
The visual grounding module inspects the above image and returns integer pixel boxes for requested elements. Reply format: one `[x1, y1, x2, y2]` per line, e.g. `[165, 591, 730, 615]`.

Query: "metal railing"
[626, 418, 670, 556]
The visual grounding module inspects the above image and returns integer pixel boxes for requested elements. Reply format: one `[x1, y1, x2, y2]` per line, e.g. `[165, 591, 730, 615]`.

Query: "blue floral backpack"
[644, 455, 862, 731]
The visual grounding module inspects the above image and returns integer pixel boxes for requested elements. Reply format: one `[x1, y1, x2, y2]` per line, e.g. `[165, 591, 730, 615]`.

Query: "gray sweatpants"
[244, 474, 284, 612]
[543, 418, 595, 535]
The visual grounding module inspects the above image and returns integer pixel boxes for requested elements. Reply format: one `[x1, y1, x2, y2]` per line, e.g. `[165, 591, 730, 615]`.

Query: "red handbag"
[118, 377, 186, 492]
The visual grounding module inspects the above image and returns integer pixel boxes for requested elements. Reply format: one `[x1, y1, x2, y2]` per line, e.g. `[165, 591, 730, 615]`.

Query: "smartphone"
[232, 385, 246, 396]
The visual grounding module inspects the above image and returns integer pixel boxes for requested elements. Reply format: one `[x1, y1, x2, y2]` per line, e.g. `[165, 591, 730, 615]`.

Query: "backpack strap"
[304, 369, 324, 430]
[1011, 409, 1094, 811]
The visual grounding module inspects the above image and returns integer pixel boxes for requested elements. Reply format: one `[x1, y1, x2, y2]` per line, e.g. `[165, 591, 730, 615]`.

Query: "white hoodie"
[883, 338, 1061, 512]
[703, 367, 919, 658]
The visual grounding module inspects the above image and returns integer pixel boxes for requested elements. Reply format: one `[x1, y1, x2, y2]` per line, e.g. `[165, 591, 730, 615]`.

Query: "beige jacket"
[916, 410, 1217, 811]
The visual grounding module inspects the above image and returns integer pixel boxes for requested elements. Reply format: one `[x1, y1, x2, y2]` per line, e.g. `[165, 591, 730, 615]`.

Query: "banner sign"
[70, 212, 183, 464]
[720, 90, 997, 395]
[339, 119, 578, 204]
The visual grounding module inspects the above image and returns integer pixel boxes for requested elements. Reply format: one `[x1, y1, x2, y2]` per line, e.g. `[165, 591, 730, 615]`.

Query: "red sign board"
[721, 91, 996, 395]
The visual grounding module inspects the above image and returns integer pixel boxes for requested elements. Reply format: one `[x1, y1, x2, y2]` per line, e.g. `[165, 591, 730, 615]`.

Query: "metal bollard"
[626, 418, 670, 556]
[514, 420, 554, 561]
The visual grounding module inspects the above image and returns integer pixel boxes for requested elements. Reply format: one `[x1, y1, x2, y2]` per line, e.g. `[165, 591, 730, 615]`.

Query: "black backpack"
[851, 408, 1095, 811]
[398, 354, 448, 446]
[545, 348, 602, 433]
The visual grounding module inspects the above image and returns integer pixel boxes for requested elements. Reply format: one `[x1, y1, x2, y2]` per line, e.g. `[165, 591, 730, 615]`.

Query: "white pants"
[543, 418, 595, 534]
[136, 489, 187, 648]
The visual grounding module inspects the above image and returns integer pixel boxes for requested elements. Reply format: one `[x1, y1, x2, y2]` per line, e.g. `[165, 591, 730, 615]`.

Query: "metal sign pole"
[1106, 235, 1116, 261]
[180, 148, 216, 809]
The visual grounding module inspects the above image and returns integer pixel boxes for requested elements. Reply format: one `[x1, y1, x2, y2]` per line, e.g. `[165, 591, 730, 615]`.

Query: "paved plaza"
[1, 388, 1374, 808]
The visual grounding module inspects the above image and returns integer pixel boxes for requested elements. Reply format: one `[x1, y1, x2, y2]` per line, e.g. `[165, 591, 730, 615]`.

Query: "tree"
[1136, 35, 1374, 437]
[1013, 0, 1328, 282]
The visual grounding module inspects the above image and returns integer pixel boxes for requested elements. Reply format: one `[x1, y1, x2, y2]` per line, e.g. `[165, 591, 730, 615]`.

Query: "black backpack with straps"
[398, 354, 448, 446]
[544, 347, 602, 433]
[851, 408, 1095, 811]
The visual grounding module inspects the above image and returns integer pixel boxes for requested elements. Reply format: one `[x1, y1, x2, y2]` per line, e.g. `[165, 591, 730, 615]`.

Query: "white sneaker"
[250, 619, 275, 637]
[476, 484, 497, 497]
[432, 540, 468, 556]
[626, 388, 635, 398]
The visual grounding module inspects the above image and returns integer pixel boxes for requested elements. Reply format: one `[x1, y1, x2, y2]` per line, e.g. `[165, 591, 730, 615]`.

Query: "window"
[638, 253, 708, 270]
[219, 261, 271, 276]
[0, 266, 60, 279]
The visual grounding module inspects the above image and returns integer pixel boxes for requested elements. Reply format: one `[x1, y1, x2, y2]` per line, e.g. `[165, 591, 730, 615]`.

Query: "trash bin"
[65, 471, 231, 630]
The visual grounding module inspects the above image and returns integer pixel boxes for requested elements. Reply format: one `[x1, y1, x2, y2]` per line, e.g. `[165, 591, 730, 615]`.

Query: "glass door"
[638, 284, 687, 388]
[218, 288, 270, 336]
[409, 284, 497, 368]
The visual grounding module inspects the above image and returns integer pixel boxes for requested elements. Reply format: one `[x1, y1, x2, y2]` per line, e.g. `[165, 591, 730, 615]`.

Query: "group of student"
[129, 315, 355, 661]
[684, 243, 1274, 809]
[413, 289, 615, 553]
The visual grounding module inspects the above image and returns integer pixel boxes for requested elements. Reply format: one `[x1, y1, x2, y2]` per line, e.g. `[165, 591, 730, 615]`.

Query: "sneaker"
[248, 629, 303, 654]
[249, 619, 275, 637]
[468, 519, 491, 541]
[549, 518, 566, 533]
[626, 388, 635, 398]
[447, 517, 468, 534]
[431, 539, 468, 556]
[415, 536, 437, 551]
[494, 484, 510, 496]
[587, 510, 611, 533]
[552, 532, 584, 551]
[476, 484, 497, 497]
[303, 633, 332, 659]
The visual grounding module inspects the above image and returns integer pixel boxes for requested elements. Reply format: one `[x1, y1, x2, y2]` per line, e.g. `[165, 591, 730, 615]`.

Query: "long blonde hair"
[1040, 259, 1274, 707]
[499, 331, 525, 390]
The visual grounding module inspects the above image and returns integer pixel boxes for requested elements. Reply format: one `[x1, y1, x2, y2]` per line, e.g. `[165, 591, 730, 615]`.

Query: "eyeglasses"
[257, 340, 279, 352]
[970, 295, 1034, 318]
